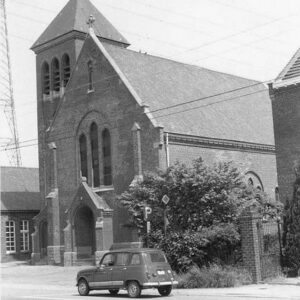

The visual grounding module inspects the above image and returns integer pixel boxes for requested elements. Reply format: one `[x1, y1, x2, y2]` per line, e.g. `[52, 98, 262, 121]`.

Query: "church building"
[269, 48, 300, 203]
[31, 0, 278, 265]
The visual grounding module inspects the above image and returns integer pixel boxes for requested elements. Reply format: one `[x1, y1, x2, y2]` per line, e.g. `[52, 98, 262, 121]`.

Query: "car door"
[111, 252, 130, 287]
[91, 253, 115, 289]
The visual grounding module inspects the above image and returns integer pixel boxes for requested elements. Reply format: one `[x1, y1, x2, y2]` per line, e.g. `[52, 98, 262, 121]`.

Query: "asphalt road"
[1, 262, 299, 300]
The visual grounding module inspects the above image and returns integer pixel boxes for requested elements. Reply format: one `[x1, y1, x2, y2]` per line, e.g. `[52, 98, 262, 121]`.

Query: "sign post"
[162, 195, 170, 235]
[143, 206, 152, 247]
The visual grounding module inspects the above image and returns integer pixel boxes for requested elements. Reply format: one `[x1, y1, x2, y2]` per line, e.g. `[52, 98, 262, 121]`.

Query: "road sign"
[162, 195, 170, 205]
[143, 206, 152, 221]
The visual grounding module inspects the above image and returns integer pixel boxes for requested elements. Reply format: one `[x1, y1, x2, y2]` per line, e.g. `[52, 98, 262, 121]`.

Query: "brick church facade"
[31, 0, 278, 265]
[269, 48, 300, 203]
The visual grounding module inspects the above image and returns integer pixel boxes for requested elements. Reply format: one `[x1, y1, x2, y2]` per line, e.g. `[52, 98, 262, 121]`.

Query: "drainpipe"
[50, 142, 58, 190]
[47, 142, 61, 264]
[165, 133, 170, 168]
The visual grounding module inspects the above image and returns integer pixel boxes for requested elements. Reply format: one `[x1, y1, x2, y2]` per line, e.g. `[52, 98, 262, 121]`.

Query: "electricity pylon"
[0, 0, 21, 166]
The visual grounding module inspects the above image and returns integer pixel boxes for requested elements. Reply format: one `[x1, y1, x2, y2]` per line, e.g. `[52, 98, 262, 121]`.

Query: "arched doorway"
[39, 221, 48, 257]
[74, 206, 95, 258]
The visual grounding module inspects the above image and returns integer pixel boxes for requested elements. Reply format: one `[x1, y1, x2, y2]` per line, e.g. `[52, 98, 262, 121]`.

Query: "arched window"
[102, 128, 112, 185]
[245, 171, 263, 191]
[275, 187, 280, 202]
[87, 60, 94, 91]
[79, 134, 88, 180]
[51, 58, 60, 92]
[90, 123, 100, 187]
[62, 54, 71, 87]
[42, 62, 50, 95]
[248, 178, 254, 187]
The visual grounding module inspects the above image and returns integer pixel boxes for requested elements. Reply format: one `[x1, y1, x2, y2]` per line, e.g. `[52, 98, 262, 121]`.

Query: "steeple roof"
[31, 0, 129, 49]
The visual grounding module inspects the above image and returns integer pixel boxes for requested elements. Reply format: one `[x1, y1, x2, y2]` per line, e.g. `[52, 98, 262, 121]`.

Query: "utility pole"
[0, 0, 21, 166]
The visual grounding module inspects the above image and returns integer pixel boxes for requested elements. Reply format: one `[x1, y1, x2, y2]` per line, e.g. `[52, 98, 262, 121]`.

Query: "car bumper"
[142, 281, 178, 287]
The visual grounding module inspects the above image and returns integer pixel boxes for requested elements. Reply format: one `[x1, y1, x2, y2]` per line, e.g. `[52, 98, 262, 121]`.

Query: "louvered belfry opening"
[283, 56, 300, 80]
[62, 54, 71, 87]
[42, 62, 50, 95]
[51, 58, 60, 92]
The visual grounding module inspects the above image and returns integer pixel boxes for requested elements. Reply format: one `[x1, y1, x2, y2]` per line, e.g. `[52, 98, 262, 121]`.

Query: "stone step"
[74, 257, 95, 266]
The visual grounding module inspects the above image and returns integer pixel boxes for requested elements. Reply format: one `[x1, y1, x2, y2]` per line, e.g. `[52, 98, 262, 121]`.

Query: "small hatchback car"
[76, 248, 178, 298]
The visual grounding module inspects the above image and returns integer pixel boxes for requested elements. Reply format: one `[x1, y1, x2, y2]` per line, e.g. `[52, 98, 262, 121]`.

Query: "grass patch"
[176, 264, 252, 288]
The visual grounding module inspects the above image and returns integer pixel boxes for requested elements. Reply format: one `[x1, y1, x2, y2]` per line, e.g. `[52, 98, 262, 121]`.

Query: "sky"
[1, 0, 300, 168]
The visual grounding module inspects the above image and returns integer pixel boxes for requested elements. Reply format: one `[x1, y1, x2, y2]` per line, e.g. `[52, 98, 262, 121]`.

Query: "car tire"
[158, 285, 172, 296]
[109, 289, 119, 295]
[78, 279, 90, 296]
[127, 281, 141, 298]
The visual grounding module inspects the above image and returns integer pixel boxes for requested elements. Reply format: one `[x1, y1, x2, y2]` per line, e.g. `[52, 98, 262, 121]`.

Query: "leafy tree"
[282, 176, 300, 273]
[119, 158, 281, 271]
[119, 158, 277, 231]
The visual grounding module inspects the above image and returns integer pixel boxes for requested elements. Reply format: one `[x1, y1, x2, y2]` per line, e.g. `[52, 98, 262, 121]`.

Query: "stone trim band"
[166, 133, 275, 154]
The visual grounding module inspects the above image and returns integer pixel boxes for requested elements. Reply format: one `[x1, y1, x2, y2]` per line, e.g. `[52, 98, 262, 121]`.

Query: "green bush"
[147, 230, 207, 272]
[146, 224, 241, 272]
[177, 264, 252, 288]
[195, 223, 241, 265]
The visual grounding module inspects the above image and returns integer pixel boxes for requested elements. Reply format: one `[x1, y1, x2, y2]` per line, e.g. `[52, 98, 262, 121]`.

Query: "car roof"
[107, 248, 163, 254]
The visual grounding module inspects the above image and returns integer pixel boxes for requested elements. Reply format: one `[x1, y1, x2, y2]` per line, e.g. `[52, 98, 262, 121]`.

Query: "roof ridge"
[31, 0, 129, 50]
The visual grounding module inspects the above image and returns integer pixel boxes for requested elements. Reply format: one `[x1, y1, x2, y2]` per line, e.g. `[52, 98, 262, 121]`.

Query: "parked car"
[76, 248, 178, 298]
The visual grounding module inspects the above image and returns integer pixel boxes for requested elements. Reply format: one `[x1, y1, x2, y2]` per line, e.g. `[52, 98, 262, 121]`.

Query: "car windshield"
[147, 251, 167, 263]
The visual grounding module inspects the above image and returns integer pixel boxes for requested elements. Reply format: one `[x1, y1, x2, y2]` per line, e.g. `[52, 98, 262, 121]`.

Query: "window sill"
[93, 185, 114, 193]
[42, 94, 51, 101]
[20, 250, 30, 253]
[87, 89, 95, 94]
[6, 251, 16, 254]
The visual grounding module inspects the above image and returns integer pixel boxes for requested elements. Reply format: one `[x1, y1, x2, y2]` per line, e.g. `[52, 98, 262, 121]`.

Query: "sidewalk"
[1, 261, 300, 299]
[173, 283, 300, 299]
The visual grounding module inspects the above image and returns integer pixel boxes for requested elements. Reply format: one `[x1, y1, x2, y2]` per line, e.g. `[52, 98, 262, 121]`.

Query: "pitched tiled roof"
[103, 44, 274, 145]
[1, 167, 40, 211]
[275, 48, 300, 82]
[31, 0, 129, 49]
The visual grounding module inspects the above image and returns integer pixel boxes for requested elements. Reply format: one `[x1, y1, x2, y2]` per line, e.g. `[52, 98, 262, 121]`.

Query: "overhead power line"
[0, 74, 283, 153]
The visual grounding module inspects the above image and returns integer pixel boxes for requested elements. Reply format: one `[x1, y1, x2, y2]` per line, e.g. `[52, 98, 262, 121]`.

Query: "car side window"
[101, 253, 115, 266]
[130, 253, 141, 265]
[115, 253, 130, 266]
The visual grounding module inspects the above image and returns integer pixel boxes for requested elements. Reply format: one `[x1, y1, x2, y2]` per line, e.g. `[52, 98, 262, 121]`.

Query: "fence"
[260, 220, 282, 279]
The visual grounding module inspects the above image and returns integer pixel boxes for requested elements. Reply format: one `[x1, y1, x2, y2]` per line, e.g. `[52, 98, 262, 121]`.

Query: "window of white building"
[20, 220, 29, 252]
[6, 221, 16, 253]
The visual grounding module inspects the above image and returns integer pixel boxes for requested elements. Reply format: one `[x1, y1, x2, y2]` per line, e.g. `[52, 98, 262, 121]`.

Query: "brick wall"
[0, 212, 39, 262]
[167, 143, 277, 198]
[270, 84, 300, 203]
[36, 38, 84, 202]
[239, 207, 262, 283]
[36, 36, 161, 245]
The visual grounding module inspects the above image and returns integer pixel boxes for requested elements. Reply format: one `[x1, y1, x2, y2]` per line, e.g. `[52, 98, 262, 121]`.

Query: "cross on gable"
[87, 15, 95, 28]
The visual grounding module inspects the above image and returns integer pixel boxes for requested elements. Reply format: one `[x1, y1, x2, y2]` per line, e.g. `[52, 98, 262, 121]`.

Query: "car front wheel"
[127, 281, 141, 298]
[78, 279, 90, 296]
[158, 285, 172, 296]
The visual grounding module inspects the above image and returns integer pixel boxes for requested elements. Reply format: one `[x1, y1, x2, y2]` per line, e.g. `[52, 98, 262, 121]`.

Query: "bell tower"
[31, 0, 129, 200]
[30, 0, 129, 265]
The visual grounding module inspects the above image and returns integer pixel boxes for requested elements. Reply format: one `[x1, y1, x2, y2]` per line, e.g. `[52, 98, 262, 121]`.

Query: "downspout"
[165, 133, 170, 168]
